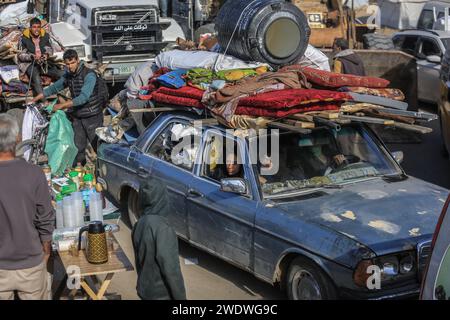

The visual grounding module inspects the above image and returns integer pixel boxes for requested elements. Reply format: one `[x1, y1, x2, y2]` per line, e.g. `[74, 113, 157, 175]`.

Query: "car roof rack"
[134, 101, 436, 135]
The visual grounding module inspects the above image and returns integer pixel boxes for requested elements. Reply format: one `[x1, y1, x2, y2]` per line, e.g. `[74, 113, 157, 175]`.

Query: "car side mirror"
[427, 55, 442, 64]
[392, 151, 404, 164]
[220, 178, 248, 195]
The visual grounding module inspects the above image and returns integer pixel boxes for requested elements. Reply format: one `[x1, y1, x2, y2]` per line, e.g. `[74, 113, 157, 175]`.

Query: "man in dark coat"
[131, 179, 187, 300]
[18, 17, 63, 95]
[31, 49, 108, 165]
[332, 38, 366, 76]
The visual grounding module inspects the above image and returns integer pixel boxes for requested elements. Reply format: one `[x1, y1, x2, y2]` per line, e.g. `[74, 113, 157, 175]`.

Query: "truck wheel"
[286, 257, 337, 300]
[194, 23, 216, 42]
[362, 33, 395, 50]
[127, 189, 140, 227]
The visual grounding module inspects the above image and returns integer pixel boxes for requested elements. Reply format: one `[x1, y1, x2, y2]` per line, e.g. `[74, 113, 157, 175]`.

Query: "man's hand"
[52, 103, 63, 111]
[27, 93, 45, 104]
[333, 154, 347, 167]
[53, 100, 73, 112]
[42, 240, 52, 265]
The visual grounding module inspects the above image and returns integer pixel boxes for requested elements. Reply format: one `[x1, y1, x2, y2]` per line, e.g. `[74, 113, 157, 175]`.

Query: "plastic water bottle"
[89, 192, 103, 222]
[55, 198, 64, 229]
[72, 192, 85, 227]
[63, 196, 76, 228]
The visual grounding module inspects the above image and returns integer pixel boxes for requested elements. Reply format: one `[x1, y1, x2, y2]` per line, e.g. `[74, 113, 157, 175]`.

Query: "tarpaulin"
[44, 110, 78, 176]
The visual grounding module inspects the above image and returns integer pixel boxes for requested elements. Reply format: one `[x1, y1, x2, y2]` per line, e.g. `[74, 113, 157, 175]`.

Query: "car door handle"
[187, 188, 204, 198]
[137, 166, 151, 178]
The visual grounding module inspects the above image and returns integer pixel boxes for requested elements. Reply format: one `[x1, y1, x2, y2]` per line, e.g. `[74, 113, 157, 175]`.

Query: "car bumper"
[339, 283, 420, 300]
[100, 54, 156, 82]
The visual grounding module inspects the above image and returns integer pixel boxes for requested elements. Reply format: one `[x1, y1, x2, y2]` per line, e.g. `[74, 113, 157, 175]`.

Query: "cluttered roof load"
[103, 0, 436, 140]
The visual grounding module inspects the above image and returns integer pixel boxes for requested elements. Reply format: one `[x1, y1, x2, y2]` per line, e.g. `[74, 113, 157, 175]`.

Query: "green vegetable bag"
[44, 110, 78, 176]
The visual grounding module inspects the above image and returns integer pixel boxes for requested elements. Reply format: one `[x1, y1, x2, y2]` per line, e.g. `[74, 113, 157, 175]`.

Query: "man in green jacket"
[132, 178, 186, 300]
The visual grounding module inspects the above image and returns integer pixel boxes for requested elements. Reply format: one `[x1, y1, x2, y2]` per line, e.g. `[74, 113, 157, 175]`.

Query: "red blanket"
[235, 104, 340, 118]
[281, 65, 390, 88]
[152, 91, 205, 109]
[238, 89, 351, 109]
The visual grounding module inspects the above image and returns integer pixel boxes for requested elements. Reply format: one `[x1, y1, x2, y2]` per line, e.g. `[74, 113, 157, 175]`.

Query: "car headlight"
[377, 252, 416, 282]
[380, 256, 399, 278]
[399, 255, 414, 274]
[67, 45, 86, 58]
[353, 252, 416, 288]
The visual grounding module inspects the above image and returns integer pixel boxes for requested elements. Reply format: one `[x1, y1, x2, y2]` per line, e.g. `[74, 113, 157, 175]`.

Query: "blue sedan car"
[97, 111, 448, 300]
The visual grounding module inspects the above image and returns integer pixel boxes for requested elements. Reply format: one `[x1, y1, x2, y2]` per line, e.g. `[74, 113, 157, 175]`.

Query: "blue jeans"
[159, 0, 168, 17]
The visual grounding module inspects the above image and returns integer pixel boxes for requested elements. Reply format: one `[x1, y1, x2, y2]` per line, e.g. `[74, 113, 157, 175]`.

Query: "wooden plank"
[305, 111, 340, 119]
[80, 280, 99, 300]
[393, 122, 433, 134]
[190, 118, 219, 126]
[97, 273, 114, 300]
[334, 119, 352, 125]
[269, 122, 312, 134]
[340, 103, 382, 114]
[340, 114, 395, 125]
[129, 107, 179, 113]
[289, 113, 314, 122]
[282, 119, 315, 129]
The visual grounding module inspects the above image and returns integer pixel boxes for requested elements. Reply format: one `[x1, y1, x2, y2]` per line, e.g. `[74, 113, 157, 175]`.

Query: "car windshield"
[256, 125, 401, 198]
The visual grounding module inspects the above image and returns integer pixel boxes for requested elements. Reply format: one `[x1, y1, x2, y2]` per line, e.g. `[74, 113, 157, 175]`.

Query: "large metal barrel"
[215, 0, 311, 67]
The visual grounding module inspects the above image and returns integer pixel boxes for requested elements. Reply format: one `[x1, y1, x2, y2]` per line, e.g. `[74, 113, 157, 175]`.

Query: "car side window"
[392, 35, 404, 49]
[146, 121, 202, 171]
[400, 36, 419, 56]
[419, 38, 441, 58]
[200, 132, 245, 183]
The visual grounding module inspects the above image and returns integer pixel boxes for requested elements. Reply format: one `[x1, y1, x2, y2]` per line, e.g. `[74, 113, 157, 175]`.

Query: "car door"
[186, 130, 258, 270]
[421, 195, 450, 300]
[143, 118, 202, 239]
[417, 37, 442, 103]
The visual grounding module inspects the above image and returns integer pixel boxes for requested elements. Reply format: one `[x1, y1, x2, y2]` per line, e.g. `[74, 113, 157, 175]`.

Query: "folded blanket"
[235, 103, 340, 118]
[238, 89, 351, 109]
[281, 65, 390, 88]
[339, 87, 405, 101]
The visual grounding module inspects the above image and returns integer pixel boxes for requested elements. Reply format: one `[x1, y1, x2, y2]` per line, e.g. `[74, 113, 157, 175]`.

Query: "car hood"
[274, 177, 449, 256]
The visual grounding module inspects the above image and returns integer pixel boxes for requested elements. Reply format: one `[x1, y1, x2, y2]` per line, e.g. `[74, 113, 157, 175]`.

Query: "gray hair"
[0, 114, 19, 153]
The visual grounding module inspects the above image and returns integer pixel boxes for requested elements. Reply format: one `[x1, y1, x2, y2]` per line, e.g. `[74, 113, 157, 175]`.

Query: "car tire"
[363, 33, 395, 50]
[286, 257, 337, 300]
[127, 189, 140, 227]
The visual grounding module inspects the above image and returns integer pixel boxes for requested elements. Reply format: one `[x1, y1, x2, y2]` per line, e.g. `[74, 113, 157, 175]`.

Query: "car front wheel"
[286, 257, 337, 300]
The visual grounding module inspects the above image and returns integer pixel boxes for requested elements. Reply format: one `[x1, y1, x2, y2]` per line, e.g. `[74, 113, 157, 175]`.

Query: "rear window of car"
[418, 9, 436, 29]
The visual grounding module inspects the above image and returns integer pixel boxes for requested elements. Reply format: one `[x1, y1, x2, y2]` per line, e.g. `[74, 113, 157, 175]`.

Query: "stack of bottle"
[53, 162, 104, 229]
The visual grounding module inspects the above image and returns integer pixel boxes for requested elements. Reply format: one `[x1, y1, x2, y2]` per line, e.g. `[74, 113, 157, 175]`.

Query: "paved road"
[386, 106, 450, 190]
[106, 106, 449, 300]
